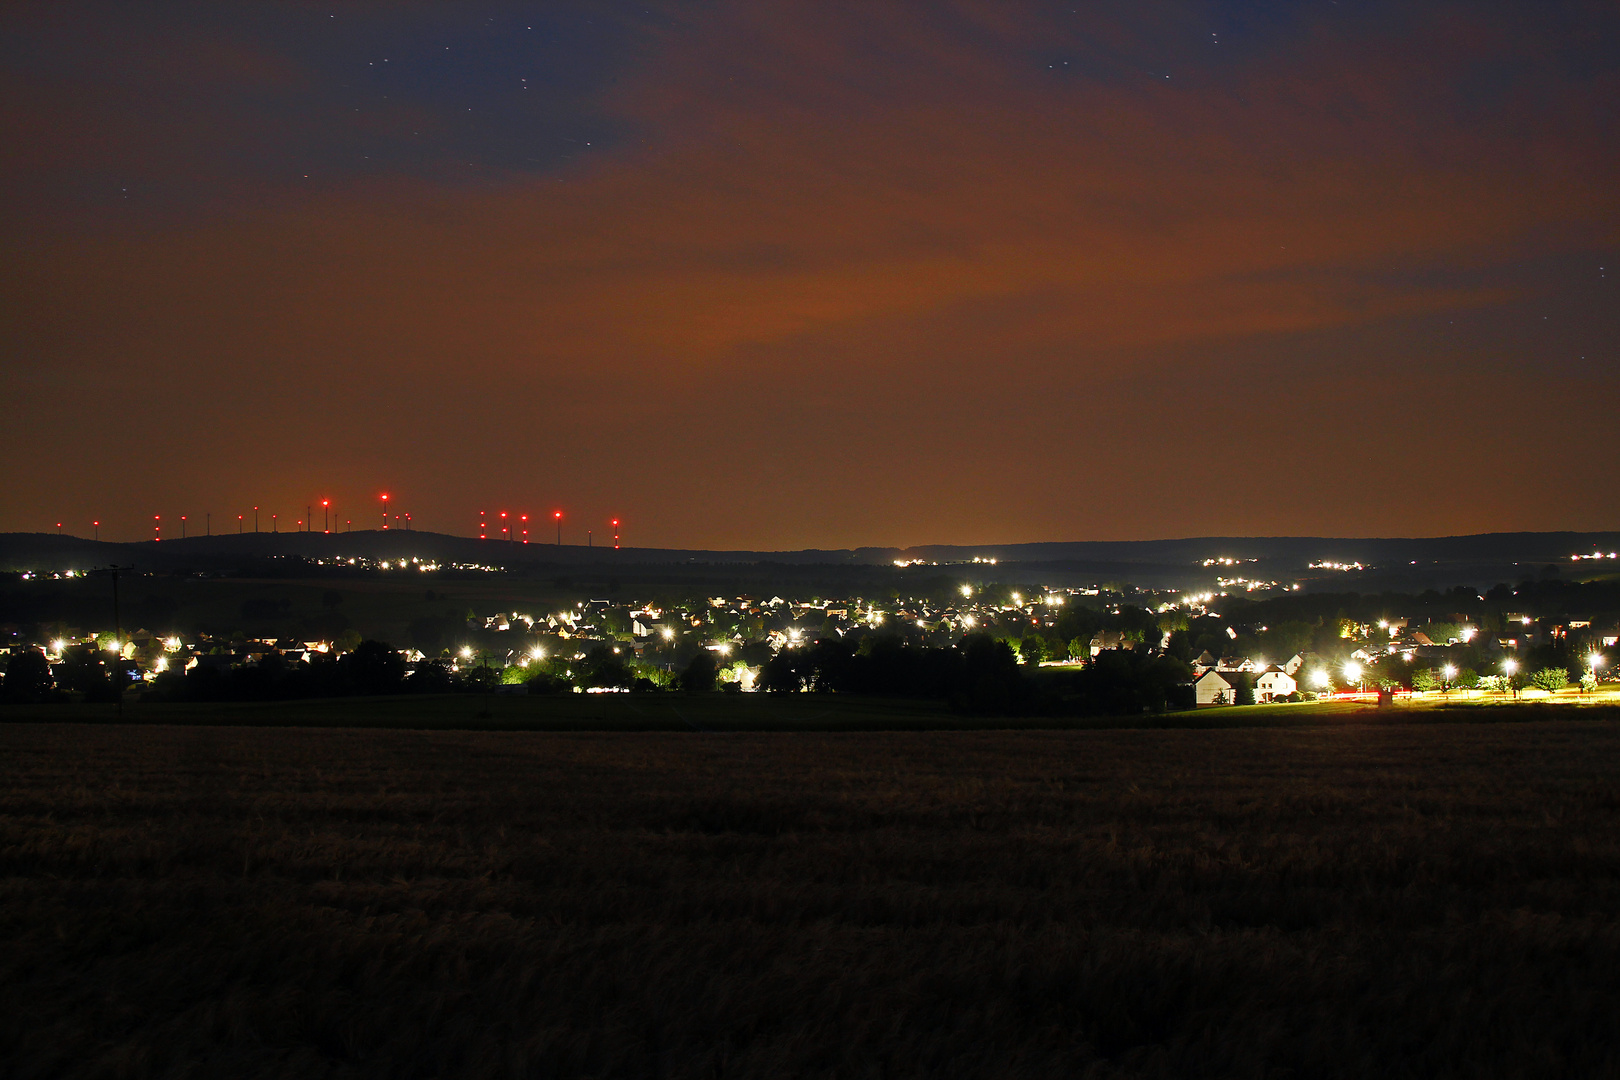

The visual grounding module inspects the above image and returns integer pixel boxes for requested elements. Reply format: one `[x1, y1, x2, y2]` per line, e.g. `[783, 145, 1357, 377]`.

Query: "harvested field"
[2, 721, 1618, 1077]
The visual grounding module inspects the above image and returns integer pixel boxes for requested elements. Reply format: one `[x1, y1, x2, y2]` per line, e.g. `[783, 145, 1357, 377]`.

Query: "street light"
[1311, 669, 1330, 689]
[1442, 663, 1457, 691]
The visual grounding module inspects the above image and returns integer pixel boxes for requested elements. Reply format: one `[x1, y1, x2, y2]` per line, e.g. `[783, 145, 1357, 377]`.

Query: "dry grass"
[2, 722, 1618, 1078]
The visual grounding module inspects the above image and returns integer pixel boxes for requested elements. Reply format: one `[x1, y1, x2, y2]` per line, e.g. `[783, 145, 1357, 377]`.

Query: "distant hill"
[3, 529, 1616, 592]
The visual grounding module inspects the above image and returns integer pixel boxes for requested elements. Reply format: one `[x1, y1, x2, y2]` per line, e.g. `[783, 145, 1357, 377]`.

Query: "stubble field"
[2, 720, 1618, 1078]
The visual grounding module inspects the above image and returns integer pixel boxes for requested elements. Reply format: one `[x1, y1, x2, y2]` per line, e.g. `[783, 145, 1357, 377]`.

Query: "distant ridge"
[2, 530, 1615, 591]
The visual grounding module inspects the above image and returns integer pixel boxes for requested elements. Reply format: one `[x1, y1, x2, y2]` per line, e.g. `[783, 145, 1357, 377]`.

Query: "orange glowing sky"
[3, 1, 1617, 547]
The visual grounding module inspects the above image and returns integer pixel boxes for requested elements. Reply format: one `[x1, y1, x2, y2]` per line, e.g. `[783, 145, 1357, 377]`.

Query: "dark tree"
[3, 650, 53, 704]
[408, 660, 454, 694]
[344, 640, 405, 694]
[679, 651, 718, 693]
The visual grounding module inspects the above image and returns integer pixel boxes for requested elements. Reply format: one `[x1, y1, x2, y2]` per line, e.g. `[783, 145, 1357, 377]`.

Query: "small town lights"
[1010, 592, 1022, 606]
[959, 584, 973, 598]
[459, 646, 473, 659]
[661, 628, 675, 640]
[51, 638, 67, 654]
[529, 647, 545, 662]
[164, 636, 182, 651]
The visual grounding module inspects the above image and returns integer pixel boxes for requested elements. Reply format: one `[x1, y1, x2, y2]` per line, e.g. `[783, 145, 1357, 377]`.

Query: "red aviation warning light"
[554, 510, 563, 546]
[479, 509, 487, 540]
[154, 515, 161, 542]
[380, 493, 390, 530]
[322, 499, 330, 533]
[612, 518, 620, 549]
[520, 514, 529, 543]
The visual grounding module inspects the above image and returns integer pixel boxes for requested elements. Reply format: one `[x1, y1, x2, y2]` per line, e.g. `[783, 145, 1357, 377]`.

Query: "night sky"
[4, 2, 1616, 548]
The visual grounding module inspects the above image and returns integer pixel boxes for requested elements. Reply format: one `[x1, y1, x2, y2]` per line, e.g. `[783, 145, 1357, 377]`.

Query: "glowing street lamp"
[1442, 663, 1457, 691]
[1344, 661, 1363, 690]
[1311, 669, 1331, 690]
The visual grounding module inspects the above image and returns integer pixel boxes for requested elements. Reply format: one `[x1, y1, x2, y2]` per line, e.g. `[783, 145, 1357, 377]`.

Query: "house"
[1195, 669, 1254, 706]
[1283, 653, 1309, 676]
[1089, 630, 1138, 657]
[1255, 666, 1298, 702]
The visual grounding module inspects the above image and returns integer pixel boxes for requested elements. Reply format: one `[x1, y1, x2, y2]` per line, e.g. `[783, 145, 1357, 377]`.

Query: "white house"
[1196, 669, 1252, 706]
[1255, 666, 1298, 702]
